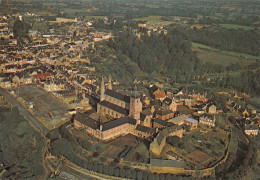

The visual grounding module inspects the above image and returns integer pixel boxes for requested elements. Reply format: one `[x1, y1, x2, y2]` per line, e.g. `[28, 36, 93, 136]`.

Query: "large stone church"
[74, 76, 155, 141]
[97, 76, 142, 120]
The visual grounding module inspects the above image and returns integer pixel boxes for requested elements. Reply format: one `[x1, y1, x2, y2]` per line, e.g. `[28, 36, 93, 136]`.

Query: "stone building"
[74, 114, 137, 141]
[199, 114, 215, 127]
[97, 77, 142, 120]
[150, 125, 185, 156]
[155, 109, 174, 121]
[245, 124, 259, 136]
[162, 97, 177, 112]
[74, 112, 156, 141]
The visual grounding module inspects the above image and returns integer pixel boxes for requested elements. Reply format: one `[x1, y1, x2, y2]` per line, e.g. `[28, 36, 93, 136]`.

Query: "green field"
[220, 24, 256, 30]
[133, 15, 175, 26]
[192, 42, 260, 61]
[194, 48, 257, 67]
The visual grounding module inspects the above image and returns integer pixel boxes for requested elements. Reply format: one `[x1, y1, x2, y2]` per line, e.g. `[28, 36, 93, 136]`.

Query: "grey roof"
[74, 113, 98, 129]
[185, 118, 198, 124]
[155, 124, 182, 146]
[245, 124, 259, 130]
[154, 118, 167, 126]
[150, 85, 159, 93]
[162, 97, 172, 105]
[140, 113, 147, 122]
[105, 89, 130, 103]
[102, 116, 136, 131]
[141, 109, 152, 116]
[150, 159, 186, 168]
[99, 100, 129, 115]
[135, 124, 154, 134]
[156, 109, 174, 116]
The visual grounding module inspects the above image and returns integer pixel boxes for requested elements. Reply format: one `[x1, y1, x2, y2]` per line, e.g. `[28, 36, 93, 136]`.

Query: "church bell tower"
[129, 87, 142, 120]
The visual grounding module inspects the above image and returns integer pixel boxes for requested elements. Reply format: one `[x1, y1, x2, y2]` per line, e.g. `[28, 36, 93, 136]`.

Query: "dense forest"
[13, 18, 32, 44]
[109, 28, 200, 83]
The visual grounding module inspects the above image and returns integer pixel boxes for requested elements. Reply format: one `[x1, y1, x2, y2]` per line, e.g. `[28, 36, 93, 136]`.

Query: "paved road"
[0, 88, 49, 136]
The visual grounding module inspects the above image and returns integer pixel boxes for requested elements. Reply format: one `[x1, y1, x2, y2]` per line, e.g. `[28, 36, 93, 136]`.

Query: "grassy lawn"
[220, 24, 256, 30]
[194, 48, 257, 67]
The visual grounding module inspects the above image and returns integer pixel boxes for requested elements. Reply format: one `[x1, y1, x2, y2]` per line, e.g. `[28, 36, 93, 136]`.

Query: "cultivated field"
[192, 43, 258, 66]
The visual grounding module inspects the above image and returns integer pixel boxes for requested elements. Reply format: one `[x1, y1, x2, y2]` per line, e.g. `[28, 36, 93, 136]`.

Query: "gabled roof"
[102, 116, 136, 131]
[150, 85, 159, 93]
[156, 109, 174, 116]
[176, 105, 194, 114]
[140, 113, 147, 122]
[168, 114, 189, 124]
[141, 109, 152, 116]
[74, 113, 98, 129]
[154, 118, 167, 126]
[105, 89, 130, 103]
[99, 100, 129, 115]
[185, 117, 198, 124]
[245, 124, 259, 130]
[135, 124, 154, 134]
[200, 114, 213, 119]
[162, 97, 172, 106]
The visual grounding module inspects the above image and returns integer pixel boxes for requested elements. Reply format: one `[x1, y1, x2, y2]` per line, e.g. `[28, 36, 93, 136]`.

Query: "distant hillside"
[109, 28, 200, 83]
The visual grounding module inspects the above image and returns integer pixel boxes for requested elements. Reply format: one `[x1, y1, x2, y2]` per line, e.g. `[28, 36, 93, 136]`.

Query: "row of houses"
[227, 100, 259, 136]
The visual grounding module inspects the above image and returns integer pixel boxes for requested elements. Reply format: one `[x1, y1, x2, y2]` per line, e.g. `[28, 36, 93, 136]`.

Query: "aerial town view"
[0, 0, 259, 179]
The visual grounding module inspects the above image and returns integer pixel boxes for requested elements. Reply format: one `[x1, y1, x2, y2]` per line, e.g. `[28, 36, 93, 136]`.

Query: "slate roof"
[150, 85, 159, 93]
[102, 116, 136, 131]
[245, 124, 259, 130]
[155, 125, 182, 146]
[185, 117, 198, 124]
[154, 118, 167, 126]
[163, 97, 172, 105]
[156, 109, 174, 116]
[176, 105, 194, 114]
[99, 100, 129, 115]
[140, 113, 147, 122]
[105, 89, 130, 103]
[141, 109, 152, 116]
[201, 114, 213, 119]
[74, 113, 98, 129]
[135, 124, 155, 134]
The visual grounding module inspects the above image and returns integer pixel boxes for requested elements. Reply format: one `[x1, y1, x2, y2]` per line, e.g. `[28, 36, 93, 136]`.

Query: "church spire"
[100, 76, 105, 102]
[108, 75, 112, 90]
